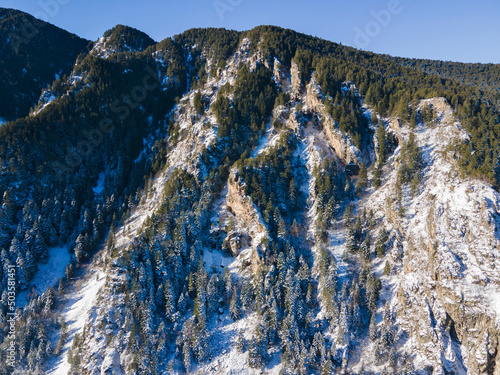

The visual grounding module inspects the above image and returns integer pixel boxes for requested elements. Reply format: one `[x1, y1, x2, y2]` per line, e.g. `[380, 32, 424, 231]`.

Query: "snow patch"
[47, 270, 106, 375]
[17, 246, 71, 307]
[92, 172, 105, 195]
[203, 249, 233, 272]
[34, 91, 57, 115]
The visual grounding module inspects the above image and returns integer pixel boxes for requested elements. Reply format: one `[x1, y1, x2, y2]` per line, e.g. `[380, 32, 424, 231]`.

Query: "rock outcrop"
[226, 170, 268, 273]
[290, 61, 301, 100]
[305, 76, 361, 165]
[362, 98, 500, 374]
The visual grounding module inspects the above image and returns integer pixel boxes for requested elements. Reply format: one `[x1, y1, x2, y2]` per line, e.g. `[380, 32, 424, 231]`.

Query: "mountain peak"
[0, 7, 89, 120]
[94, 24, 155, 56]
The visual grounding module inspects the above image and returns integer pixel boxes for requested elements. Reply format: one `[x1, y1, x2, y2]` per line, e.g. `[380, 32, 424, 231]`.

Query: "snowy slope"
[47, 269, 106, 375]
[45, 31, 500, 374]
[17, 246, 71, 308]
[354, 98, 500, 374]
[65, 37, 270, 374]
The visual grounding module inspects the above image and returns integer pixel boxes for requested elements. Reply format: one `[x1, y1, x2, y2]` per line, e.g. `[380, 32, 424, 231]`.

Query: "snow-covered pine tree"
[376, 226, 388, 257]
[230, 290, 241, 320]
[223, 266, 233, 299]
[74, 233, 88, 264]
[164, 280, 175, 320]
[369, 313, 378, 341]
[237, 329, 245, 352]
[345, 227, 358, 253]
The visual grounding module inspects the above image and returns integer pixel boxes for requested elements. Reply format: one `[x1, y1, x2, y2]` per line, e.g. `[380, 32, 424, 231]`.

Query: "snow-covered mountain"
[2, 13, 500, 375]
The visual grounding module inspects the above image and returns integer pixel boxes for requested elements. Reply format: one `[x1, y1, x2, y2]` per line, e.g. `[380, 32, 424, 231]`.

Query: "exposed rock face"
[273, 105, 290, 126]
[226, 171, 266, 237]
[304, 76, 361, 165]
[290, 61, 301, 100]
[61, 30, 500, 374]
[288, 110, 302, 134]
[226, 170, 268, 273]
[273, 58, 288, 89]
[363, 97, 500, 375]
[222, 231, 251, 257]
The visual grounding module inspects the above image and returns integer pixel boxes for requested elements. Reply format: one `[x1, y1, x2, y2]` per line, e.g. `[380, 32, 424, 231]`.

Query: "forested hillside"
[0, 8, 90, 121]
[1, 9, 500, 374]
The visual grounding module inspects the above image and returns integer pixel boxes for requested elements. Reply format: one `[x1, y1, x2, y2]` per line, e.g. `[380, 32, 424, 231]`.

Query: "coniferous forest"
[1, 7, 500, 375]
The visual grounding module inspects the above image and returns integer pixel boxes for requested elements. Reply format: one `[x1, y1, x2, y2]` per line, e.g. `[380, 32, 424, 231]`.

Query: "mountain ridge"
[1, 12, 500, 375]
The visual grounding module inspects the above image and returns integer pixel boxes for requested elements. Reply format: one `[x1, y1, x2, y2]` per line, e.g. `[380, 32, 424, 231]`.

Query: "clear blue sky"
[3, 0, 500, 63]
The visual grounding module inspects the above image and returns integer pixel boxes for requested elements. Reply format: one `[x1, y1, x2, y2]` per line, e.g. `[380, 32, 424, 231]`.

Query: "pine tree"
[377, 123, 387, 164]
[306, 282, 313, 306]
[374, 342, 381, 364]
[248, 333, 264, 369]
[25, 250, 36, 279]
[345, 227, 358, 253]
[352, 302, 362, 332]
[193, 90, 204, 114]
[164, 280, 174, 321]
[188, 272, 196, 297]
[289, 178, 297, 209]
[42, 288, 55, 312]
[356, 161, 368, 195]
[65, 263, 73, 283]
[314, 332, 327, 366]
[369, 314, 377, 341]
[237, 329, 245, 352]
[207, 273, 220, 315]
[59, 211, 71, 240]
[321, 358, 333, 375]
[34, 228, 48, 260]
[287, 222, 298, 243]
[230, 290, 241, 321]
[241, 281, 253, 310]
[278, 217, 286, 240]
[182, 343, 192, 372]
[223, 266, 233, 299]
[376, 227, 388, 257]
[58, 278, 65, 294]
[193, 313, 209, 361]
[74, 234, 88, 265]
[298, 340, 309, 375]
[255, 322, 268, 366]
[384, 261, 391, 275]
[382, 323, 394, 347]
[177, 292, 188, 314]
[389, 347, 397, 368]
[373, 165, 382, 188]
[339, 300, 351, 334]
[49, 225, 58, 247]
[404, 353, 416, 374]
[106, 229, 115, 252]
[268, 297, 279, 344]
[361, 237, 371, 262]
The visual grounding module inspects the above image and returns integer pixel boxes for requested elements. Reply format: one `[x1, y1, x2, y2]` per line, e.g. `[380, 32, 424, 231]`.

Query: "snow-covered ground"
[33, 90, 57, 115]
[352, 97, 500, 373]
[47, 270, 106, 375]
[92, 172, 105, 195]
[17, 246, 70, 307]
[193, 312, 283, 375]
[45, 40, 267, 373]
[36, 28, 500, 373]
